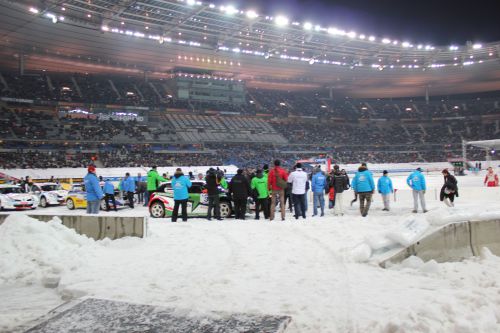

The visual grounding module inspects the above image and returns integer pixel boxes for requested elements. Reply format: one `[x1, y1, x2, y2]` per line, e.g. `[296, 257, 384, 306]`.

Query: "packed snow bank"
[0, 215, 94, 286]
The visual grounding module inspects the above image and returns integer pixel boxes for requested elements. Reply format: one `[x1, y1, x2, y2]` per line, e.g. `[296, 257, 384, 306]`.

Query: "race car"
[148, 181, 233, 218]
[0, 184, 38, 210]
[31, 182, 68, 207]
[65, 183, 127, 211]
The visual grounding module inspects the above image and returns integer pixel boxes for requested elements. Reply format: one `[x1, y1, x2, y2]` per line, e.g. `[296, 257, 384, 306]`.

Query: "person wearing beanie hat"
[377, 170, 393, 211]
[407, 167, 427, 213]
[84, 165, 104, 214]
[171, 167, 192, 222]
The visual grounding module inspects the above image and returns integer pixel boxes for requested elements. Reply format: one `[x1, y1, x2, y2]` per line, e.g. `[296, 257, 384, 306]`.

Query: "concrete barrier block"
[0, 214, 145, 240]
[469, 219, 500, 256]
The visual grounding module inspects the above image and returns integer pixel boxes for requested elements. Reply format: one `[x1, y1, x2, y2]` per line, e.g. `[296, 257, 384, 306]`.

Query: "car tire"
[66, 198, 75, 210]
[40, 196, 47, 208]
[220, 201, 232, 218]
[150, 201, 165, 218]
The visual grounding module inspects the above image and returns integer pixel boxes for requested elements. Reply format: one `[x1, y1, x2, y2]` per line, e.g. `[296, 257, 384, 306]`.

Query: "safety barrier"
[380, 219, 500, 267]
[0, 214, 146, 240]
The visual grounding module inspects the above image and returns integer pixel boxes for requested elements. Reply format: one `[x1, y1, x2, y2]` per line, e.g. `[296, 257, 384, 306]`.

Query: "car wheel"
[66, 198, 75, 210]
[220, 201, 232, 218]
[40, 196, 47, 208]
[150, 201, 165, 218]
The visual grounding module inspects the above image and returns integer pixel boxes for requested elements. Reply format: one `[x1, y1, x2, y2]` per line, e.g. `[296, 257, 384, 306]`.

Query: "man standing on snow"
[407, 167, 427, 213]
[121, 172, 136, 208]
[171, 168, 192, 222]
[287, 163, 308, 220]
[268, 159, 288, 221]
[103, 178, 117, 212]
[229, 169, 251, 220]
[84, 165, 104, 214]
[251, 169, 270, 220]
[440, 169, 458, 207]
[332, 166, 349, 216]
[146, 166, 168, 206]
[484, 167, 499, 187]
[311, 167, 326, 217]
[377, 170, 394, 211]
[351, 163, 375, 217]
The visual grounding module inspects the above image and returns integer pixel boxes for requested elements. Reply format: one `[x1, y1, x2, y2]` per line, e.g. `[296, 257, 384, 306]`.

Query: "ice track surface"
[2, 172, 500, 333]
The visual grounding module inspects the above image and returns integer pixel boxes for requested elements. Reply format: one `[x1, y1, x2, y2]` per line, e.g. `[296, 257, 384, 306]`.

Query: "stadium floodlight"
[29, 7, 39, 14]
[246, 10, 258, 19]
[46, 13, 58, 23]
[472, 43, 482, 49]
[368, 36, 376, 42]
[314, 25, 321, 31]
[381, 38, 391, 44]
[417, 44, 423, 49]
[186, 0, 196, 5]
[359, 34, 366, 40]
[449, 45, 459, 51]
[346, 31, 357, 38]
[209, 3, 215, 8]
[402, 41, 411, 47]
[303, 22, 313, 30]
[101, 25, 110, 31]
[328, 27, 346, 36]
[309, 58, 315, 65]
[275, 15, 289, 26]
[225, 5, 238, 15]
[425, 45, 432, 50]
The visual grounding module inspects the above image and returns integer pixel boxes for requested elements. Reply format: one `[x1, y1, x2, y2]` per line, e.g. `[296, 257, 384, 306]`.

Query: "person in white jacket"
[287, 163, 308, 220]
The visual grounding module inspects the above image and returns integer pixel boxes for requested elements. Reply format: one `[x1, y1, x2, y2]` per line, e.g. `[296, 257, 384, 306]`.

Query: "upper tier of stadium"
[1, 0, 500, 97]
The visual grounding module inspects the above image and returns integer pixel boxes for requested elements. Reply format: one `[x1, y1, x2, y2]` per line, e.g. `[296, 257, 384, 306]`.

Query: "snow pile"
[426, 208, 500, 226]
[0, 215, 94, 286]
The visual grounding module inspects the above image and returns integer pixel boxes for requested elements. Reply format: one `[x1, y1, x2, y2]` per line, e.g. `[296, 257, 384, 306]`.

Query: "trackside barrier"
[0, 214, 147, 240]
[379, 219, 500, 267]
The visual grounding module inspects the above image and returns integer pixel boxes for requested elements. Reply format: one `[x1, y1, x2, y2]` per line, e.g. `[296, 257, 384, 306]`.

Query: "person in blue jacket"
[377, 170, 394, 211]
[407, 167, 427, 213]
[351, 163, 375, 217]
[311, 167, 327, 217]
[103, 178, 117, 212]
[171, 168, 192, 222]
[121, 172, 136, 209]
[84, 165, 104, 214]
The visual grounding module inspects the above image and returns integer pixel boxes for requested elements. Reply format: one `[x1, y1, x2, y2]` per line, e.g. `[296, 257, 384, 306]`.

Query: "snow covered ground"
[1, 171, 500, 333]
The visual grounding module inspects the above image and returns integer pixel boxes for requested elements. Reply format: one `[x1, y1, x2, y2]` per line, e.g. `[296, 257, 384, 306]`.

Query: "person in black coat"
[205, 168, 221, 220]
[229, 169, 251, 220]
[440, 169, 458, 207]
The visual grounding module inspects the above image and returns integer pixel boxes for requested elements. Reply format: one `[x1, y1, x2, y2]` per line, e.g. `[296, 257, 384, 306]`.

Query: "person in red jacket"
[484, 167, 499, 187]
[268, 159, 288, 221]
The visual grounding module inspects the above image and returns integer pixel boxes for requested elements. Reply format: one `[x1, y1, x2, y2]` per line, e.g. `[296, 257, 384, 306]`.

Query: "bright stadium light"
[309, 58, 315, 65]
[29, 7, 39, 14]
[275, 15, 289, 26]
[472, 43, 482, 49]
[402, 41, 411, 47]
[246, 10, 258, 19]
[225, 5, 238, 15]
[303, 22, 313, 30]
[449, 45, 459, 51]
[368, 36, 376, 42]
[358, 34, 366, 40]
[346, 31, 356, 38]
[382, 38, 391, 44]
[186, 0, 196, 5]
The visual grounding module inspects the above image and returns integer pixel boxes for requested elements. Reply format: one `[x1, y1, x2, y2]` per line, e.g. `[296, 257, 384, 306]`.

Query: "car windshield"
[41, 184, 62, 191]
[0, 187, 23, 194]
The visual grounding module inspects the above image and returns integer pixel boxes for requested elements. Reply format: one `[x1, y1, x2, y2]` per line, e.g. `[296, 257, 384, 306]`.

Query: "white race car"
[0, 184, 38, 210]
[31, 183, 68, 208]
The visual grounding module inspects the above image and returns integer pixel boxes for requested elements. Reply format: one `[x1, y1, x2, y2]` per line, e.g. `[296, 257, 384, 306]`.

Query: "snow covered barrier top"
[0, 214, 146, 240]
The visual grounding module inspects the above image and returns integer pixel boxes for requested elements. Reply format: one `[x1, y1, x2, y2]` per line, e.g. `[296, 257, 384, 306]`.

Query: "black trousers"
[233, 198, 247, 219]
[104, 193, 117, 211]
[127, 191, 134, 208]
[255, 197, 270, 219]
[284, 192, 293, 211]
[292, 194, 306, 219]
[207, 195, 220, 219]
[172, 199, 188, 222]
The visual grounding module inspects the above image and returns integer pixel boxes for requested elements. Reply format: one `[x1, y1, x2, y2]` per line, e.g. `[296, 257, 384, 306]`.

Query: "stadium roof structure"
[0, 0, 500, 97]
[467, 140, 500, 150]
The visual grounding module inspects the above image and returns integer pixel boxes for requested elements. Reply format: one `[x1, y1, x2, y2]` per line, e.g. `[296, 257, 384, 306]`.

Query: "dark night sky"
[246, 0, 500, 45]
